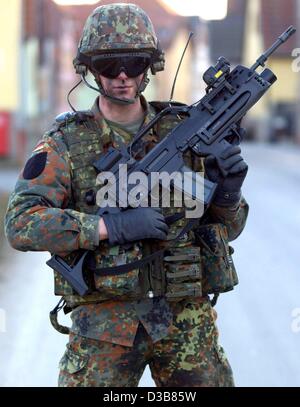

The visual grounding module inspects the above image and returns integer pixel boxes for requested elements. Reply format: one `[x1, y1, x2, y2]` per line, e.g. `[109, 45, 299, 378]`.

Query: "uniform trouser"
[58, 300, 234, 387]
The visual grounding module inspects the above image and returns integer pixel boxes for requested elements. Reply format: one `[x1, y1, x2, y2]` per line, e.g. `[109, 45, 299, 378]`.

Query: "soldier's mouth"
[114, 86, 132, 89]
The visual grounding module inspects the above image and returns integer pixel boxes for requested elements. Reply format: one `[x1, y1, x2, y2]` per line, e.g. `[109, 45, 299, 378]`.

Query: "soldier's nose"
[117, 69, 129, 80]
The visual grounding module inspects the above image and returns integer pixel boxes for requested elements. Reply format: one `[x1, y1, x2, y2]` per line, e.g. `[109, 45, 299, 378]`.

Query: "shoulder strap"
[55, 110, 94, 125]
[54, 110, 97, 147]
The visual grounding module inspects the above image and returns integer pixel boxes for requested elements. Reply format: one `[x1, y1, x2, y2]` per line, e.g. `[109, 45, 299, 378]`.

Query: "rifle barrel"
[250, 25, 296, 71]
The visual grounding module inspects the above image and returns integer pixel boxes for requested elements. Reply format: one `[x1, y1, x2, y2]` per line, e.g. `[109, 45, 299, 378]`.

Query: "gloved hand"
[102, 207, 169, 246]
[205, 145, 248, 207]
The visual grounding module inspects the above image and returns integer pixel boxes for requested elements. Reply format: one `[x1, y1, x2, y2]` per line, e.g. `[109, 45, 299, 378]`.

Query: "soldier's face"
[98, 71, 144, 101]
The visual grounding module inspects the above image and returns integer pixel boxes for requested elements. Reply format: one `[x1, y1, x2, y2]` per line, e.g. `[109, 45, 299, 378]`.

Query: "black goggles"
[90, 53, 152, 79]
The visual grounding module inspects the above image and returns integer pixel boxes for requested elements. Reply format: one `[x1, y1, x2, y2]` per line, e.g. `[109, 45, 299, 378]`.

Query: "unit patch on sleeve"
[23, 152, 48, 180]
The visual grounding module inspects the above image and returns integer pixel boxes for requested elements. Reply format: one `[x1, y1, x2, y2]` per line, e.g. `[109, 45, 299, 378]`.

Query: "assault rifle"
[47, 26, 296, 296]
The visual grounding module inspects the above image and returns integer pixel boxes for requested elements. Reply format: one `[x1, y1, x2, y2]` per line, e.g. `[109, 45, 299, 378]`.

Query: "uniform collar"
[90, 96, 115, 146]
[90, 96, 157, 147]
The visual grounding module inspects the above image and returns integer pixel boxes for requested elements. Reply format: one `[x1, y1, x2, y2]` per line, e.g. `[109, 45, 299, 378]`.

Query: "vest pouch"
[163, 247, 202, 302]
[195, 223, 238, 294]
[92, 243, 145, 300]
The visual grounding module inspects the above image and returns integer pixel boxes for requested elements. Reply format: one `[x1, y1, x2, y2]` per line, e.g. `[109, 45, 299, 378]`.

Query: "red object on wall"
[0, 112, 10, 156]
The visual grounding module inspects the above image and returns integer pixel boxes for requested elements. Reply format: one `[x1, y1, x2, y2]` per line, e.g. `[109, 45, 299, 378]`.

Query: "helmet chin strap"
[97, 77, 136, 105]
[82, 71, 149, 105]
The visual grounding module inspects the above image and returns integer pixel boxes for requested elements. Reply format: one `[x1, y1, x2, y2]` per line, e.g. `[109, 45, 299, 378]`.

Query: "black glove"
[102, 207, 169, 246]
[205, 145, 248, 207]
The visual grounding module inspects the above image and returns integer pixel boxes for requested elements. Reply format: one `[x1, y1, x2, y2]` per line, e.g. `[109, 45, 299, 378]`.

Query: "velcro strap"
[166, 269, 201, 280]
[164, 254, 200, 262]
[165, 287, 202, 299]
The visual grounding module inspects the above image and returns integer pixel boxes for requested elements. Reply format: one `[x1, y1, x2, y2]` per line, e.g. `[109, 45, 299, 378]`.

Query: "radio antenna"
[169, 32, 194, 104]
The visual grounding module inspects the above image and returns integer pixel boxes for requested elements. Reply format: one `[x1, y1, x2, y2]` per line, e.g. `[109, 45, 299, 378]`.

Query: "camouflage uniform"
[5, 3, 249, 387]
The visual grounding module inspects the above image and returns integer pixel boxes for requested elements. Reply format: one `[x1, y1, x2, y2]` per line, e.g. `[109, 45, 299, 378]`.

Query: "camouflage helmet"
[74, 3, 165, 75]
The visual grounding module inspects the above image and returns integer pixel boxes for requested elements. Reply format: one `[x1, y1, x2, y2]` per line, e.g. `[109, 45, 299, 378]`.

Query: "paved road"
[216, 142, 300, 387]
[0, 142, 299, 387]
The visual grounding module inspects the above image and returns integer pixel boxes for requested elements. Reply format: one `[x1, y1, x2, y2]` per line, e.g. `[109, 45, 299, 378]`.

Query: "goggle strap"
[77, 51, 153, 66]
[76, 51, 92, 68]
[93, 52, 152, 60]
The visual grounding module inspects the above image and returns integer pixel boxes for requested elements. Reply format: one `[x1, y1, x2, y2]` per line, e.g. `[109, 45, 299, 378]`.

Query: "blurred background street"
[1, 0, 300, 387]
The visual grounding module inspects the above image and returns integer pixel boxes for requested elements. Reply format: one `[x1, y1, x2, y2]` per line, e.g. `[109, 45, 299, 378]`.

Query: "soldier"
[5, 3, 249, 387]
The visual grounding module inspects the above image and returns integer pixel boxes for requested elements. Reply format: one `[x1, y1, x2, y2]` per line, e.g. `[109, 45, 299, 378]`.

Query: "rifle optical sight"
[203, 56, 230, 87]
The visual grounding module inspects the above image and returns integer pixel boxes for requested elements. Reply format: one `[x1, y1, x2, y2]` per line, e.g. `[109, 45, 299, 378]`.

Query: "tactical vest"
[48, 107, 238, 309]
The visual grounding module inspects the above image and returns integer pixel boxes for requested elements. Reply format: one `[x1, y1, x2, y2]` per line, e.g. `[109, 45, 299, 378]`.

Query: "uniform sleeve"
[208, 196, 249, 241]
[4, 134, 100, 255]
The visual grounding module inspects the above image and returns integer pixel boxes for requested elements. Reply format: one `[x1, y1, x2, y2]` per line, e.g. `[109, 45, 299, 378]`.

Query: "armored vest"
[47, 106, 238, 308]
